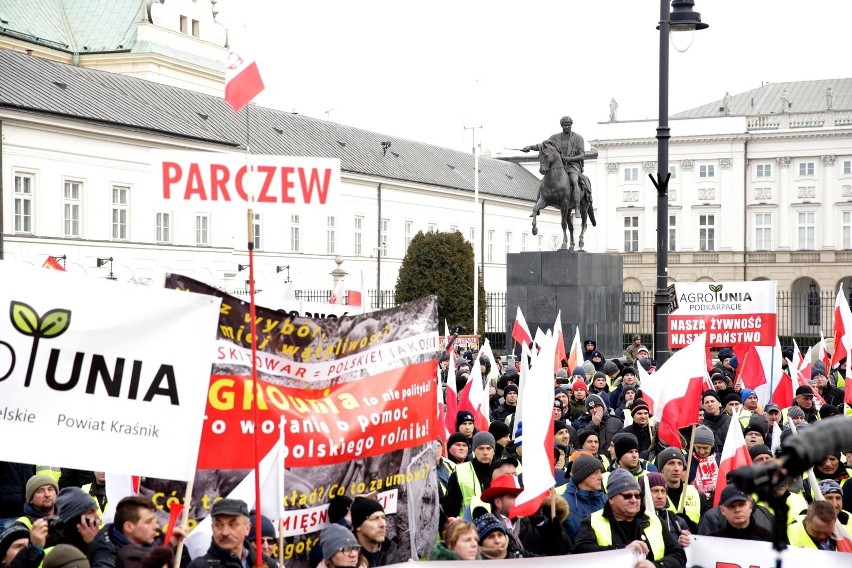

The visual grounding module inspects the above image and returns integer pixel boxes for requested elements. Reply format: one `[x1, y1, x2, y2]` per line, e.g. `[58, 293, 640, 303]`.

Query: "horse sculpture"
[530, 139, 596, 251]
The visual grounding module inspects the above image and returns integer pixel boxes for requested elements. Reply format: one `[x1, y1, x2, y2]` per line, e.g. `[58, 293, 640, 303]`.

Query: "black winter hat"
[328, 495, 354, 524]
[488, 421, 511, 440]
[456, 410, 475, 430]
[447, 432, 469, 448]
[350, 497, 384, 530]
[613, 433, 639, 461]
[249, 511, 276, 539]
[0, 526, 30, 563]
[503, 384, 519, 395]
[56, 487, 97, 523]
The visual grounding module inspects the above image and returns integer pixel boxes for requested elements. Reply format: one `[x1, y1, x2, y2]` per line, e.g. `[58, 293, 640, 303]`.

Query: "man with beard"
[575, 469, 686, 568]
[13, 476, 58, 530]
[187, 499, 274, 568]
[349, 498, 389, 567]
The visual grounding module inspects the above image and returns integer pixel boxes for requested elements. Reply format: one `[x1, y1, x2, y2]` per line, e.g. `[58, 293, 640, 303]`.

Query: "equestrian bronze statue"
[521, 116, 596, 251]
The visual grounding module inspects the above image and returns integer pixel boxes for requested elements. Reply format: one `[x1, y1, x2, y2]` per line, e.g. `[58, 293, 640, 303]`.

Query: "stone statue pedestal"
[506, 251, 623, 360]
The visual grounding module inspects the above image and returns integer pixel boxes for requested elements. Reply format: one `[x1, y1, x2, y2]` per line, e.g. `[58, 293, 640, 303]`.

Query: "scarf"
[692, 452, 719, 494]
[478, 541, 508, 560]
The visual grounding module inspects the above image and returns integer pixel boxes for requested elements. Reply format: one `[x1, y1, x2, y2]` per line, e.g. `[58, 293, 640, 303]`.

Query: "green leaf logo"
[708, 284, 723, 293]
[8, 301, 73, 386]
[39, 309, 72, 338]
[11, 302, 39, 336]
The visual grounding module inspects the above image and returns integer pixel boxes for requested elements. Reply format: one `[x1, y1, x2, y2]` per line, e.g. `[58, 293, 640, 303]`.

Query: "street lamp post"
[651, 0, 708, 366]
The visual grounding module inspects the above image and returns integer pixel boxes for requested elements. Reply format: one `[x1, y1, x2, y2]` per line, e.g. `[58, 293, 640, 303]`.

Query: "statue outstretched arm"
[520, 144, 541, 153]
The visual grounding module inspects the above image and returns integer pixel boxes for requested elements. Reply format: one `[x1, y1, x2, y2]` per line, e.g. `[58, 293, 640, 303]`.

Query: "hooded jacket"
[582, 337, 597, 361]
[562, 479, 607, 539]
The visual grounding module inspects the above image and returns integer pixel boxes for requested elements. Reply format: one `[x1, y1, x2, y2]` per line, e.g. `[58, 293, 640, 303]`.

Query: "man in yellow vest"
[575, 469, 686, 568]
[788, 501, 839, 550]
[655, 447, 706, 532]
[441, 432, 495, 518]
[13, 475, 58, 530]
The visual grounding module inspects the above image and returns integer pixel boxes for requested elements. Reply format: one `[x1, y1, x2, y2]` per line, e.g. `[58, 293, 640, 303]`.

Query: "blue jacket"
[562, 479, 606, 539]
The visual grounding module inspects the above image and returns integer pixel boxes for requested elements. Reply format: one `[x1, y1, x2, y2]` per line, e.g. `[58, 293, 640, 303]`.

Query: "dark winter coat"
[187, 541, 274, 568]
[562, 480, 606, 539]
[576, 414, 624, 455]
[701, 412, 731, 448]
[574, 503, 686, 568]
[0, 462, 35, 518]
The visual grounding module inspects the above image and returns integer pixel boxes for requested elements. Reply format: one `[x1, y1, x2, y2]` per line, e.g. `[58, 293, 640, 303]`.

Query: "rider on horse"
[522, 115, 586, 208]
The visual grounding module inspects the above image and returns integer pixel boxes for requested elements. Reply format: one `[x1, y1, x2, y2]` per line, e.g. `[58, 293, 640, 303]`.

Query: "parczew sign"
[667, 281, 777, 348]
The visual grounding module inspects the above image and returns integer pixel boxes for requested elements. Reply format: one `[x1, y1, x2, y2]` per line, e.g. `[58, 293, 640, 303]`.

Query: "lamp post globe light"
[652, 0, 708, 366]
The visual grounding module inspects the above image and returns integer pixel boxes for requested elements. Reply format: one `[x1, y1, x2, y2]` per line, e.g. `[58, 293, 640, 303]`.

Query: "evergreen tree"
[395, 230, 486, 334]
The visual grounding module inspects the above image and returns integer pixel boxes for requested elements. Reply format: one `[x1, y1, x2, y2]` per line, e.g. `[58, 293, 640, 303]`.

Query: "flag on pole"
[511, 306, 533, 347]
[346, 270, 370, 309]
[225, 50, 265, 112]
[830, 284, 852, 374]
[458, 346, 489, 432]
[444, 351, 459, 438]
[102, 473, 141, 524]
[509, 330, 556, 518]
[565, 327, 582, 372]
[818, 331, 831, 373]
[714, 409, 752, 506]
[639, 333, 707, 447]
[514, 342, 532, 431]
[553, 311, 566, 372]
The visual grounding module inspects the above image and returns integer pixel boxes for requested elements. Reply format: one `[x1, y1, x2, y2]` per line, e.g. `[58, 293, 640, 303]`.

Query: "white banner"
[0, 262, 221, 481]
[150, 150, 340, 211]
[668, 281, 778, 347]
[688, 534, 850, 566]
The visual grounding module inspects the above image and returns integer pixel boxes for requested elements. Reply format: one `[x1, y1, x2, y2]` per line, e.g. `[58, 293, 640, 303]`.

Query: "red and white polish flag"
[639, 333, 707, 447]
[829, 285, 852, 409]
[714, 409, 753, 506]
[512, 306, 533, 347]
[225, 50, 265, 112]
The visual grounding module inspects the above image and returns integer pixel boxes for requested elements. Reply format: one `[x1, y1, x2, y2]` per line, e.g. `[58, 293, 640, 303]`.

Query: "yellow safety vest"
[14, 516, 33, 530]
[456, 462, 482, 509]
[589, 509, 666, 560]
[665, 485, 701, 526]
[788, 521, 821, 549]
[757, 492, 808, 526]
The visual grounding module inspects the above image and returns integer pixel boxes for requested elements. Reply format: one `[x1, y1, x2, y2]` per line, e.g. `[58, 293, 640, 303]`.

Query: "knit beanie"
[613, 433, 639, 462]
[25, 474, 59, 503]
[606, 468, 640, 497]
[622, 384, 638, 397]
[571, 454, 603, 484]
[503, 383, 519, 396]
[553, 420, 569, 434]
[787, 406, 805, 420]
[572, 367, 587, 379]
[249, 512, 276, 539]
[488, 421, 511, 441]
[327, 495, 353, 524]
[748, 444, 772, 461]
[555, 369, 570, 382]
[320, 524, 359, 561]
[723, 392, 741, 406]
[631, 400, 650, 416]
[473, 513, 507, 541]
[603, 361, 620, 376]
[456, 410, 475, 430]
[447, 432, 469, 449]
[646, 472, 666, 489]
[56, 487, 97, 523]
[693, 425, 714, 446]
[513, 422, 523, 447]
[349, 497, 384, 530]
[572, 380, 588, 393]
[655, 447, 685, 470]
[585, 394, 606, 411]
[740, 388, 756, 404]
[43, 544, 90, 568]
[702, 390, 721, 403]
[472, 431, 496, 451]
[577, 430, 598, 448]
[0, 526, 30, 563]
[743, 423, 765, 438]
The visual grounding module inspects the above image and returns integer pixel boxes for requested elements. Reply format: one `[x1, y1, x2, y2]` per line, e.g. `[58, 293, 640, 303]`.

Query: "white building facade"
[591, 79, 852, 337]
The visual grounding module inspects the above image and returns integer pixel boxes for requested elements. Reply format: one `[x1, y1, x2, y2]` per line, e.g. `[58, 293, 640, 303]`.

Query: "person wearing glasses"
[574, 469, 686, 568]
[318, 525, 365, 568]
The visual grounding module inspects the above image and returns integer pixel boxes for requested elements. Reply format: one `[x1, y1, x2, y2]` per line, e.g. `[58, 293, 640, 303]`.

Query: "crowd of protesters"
[2, 337, 851, 568]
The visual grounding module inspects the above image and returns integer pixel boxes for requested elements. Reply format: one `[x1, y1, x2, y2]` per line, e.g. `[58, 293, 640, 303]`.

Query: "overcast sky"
[219, 0, 852, 155]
